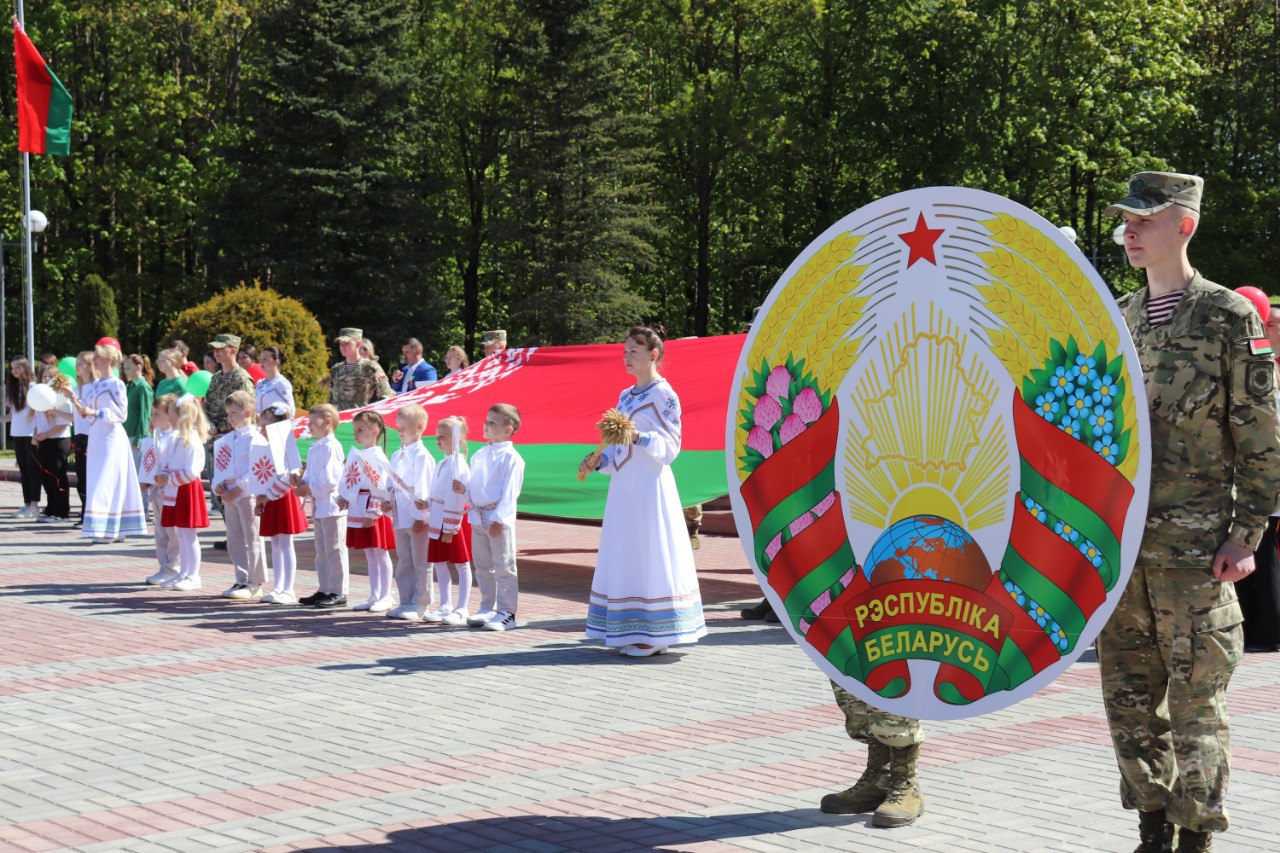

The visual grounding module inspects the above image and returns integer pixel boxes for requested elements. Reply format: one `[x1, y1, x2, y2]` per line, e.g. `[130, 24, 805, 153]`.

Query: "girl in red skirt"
[423, 415, 473, 626]
[253, 403, 309, 604]
[337, 411, 395, 612]
[156, 396, 210, 591]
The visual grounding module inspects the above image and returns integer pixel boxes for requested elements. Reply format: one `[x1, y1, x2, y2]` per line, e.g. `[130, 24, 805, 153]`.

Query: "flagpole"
[16, 2, 35, 366]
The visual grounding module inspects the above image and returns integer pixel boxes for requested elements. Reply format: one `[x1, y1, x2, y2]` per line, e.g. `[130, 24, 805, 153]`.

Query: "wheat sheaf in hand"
[49, 374, 74, 398]
[577, 408, 637, 482]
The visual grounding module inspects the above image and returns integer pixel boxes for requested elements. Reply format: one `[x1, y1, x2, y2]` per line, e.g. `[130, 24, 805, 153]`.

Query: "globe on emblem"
[863, 515, 993, 590]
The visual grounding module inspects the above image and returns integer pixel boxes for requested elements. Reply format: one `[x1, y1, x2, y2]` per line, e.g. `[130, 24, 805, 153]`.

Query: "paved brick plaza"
[0, 479, 1277, 852]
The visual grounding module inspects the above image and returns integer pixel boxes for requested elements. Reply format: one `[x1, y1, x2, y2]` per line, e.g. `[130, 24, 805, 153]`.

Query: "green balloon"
[186, 370, 213, 398]
[57, 356, 76, 379]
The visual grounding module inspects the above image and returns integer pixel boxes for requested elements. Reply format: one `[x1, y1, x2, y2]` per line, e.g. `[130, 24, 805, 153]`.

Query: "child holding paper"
[424, 415, 472, 625]
[215, 391, 268, 600]
[143, 395, 180, 585]
[386, 405, 437, 621]
[338, 411, 395, 612]
[455, 404, 524, 631]
[294, 404, 349, 609]
[251, 402, 308, 604]
[155, 395, 209, 590]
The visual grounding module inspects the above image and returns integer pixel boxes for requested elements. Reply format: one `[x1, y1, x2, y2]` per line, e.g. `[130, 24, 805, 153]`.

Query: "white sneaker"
[147, 569, 178, 586]
[19, 506, 38, 518]
[424, 605, 450, 623]
[352, 597, 376, 611]
[621, 644, 668, 658]
[271, 591, 296, 605]
[260, 590, 281, 603]
[37, 514, 64, 523]
[442, 608, 468, 627]
[483, 610, 516, 632]
[368, 597, 395, 613]
[160, 575, 181, 589]
[386, 604, 414, 619]
[221, 583, 247, 598]
[399, 608, 423, 622]
[91, 537, 114, 545]
[467, 609, 497, 627]
[173, 577, 202, 591]
[228, 584, 263, 600]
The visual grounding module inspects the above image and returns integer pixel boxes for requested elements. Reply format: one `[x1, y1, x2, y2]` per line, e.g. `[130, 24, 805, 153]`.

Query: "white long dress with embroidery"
[81, 376, 148, 539]
[586, 378, 706, 647]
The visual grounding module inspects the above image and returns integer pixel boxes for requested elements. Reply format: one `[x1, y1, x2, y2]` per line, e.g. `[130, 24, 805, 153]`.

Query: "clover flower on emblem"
[1093, 435, 1119, 465]
[1053, 520, 1080, 543]
[1035, 393, 1058, 420]
[1051, 366, 1074, 397]
[1073, 354, 1097, 384]
[1079, 540, 1104, 569]
[1091, 374, 1118, 406]
[1066, 388, 1090, 417]
[252, 457, 275, 484]
[1090, 407, 1115, 435]
[1059, 418, 1082, 439]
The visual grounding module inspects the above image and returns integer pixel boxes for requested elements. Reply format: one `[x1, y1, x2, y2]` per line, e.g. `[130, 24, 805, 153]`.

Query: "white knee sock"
[177, 528, 201, 580]
[271, 534, 296, 593]
[436, 563, 453, 610]
[453, 562, 472, 611]
[366, 549, 392, 600]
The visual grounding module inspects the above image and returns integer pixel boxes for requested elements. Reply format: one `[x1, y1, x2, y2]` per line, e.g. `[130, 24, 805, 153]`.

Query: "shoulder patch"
[1247, 359, 1277, 399]
[1250, 338, 1273, 357]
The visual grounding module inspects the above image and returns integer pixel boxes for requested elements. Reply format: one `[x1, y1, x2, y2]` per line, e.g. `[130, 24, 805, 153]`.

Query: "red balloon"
[1235, 286, 1270, 323]
[95, 336, 121, 350]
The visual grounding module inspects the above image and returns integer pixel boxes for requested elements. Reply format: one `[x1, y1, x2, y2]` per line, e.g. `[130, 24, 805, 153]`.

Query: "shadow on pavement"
[291, 809, 868, 851]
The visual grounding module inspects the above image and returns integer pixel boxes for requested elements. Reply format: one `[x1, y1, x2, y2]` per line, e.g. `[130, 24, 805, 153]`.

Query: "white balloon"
[25, 210, 47, 234]
[26, 383, 57, 412]
[1112, 223, 1127, 246]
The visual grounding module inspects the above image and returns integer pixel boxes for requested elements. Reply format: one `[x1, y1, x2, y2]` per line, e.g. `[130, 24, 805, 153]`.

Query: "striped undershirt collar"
[1147, 290, 1186, 326]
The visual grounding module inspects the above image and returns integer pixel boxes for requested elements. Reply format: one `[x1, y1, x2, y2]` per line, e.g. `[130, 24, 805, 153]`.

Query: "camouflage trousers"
[831, 681, 923, 748]
[1096, 564, 1244, 833]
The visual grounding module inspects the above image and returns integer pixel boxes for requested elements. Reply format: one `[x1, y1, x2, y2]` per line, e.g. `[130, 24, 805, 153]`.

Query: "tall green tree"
[207, 0, 447, 346]
[496, 0, 661, 345]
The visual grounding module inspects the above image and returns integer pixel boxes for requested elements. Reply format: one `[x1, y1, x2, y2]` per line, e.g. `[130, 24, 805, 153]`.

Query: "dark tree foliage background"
[0, 0, 1275, 362]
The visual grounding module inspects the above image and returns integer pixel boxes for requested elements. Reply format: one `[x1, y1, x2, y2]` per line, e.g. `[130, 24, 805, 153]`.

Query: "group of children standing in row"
[138, 394, 526, 632]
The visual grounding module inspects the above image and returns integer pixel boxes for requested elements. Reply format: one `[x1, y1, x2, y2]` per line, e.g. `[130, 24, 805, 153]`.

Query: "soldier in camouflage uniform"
[204, 334, 255, 517]
[1099, 172, 1280, 853]
[328, 328, 393, 411]
[820, 683, 925, 827]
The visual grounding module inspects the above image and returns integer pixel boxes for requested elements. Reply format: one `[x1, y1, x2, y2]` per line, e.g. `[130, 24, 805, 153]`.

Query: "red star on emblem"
[898, 213, 945, 267]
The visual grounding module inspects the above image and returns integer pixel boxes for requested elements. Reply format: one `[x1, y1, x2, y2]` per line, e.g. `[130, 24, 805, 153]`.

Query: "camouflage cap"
[481, 329, 507, 345]
[1105, 171, 1204, 217]
[208, 333, 241, 350]
[334, 327, 363, 343]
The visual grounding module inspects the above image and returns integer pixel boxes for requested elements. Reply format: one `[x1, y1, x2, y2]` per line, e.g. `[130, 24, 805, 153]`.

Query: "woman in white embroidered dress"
[580, 326, 706, 657]
[75, 341, 148, 543]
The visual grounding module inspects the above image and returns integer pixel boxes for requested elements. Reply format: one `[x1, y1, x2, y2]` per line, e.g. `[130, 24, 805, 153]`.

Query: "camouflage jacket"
[1119, 273, 1280, 568]
[203, 366, 254, 435]
[328, 358, 393, 411]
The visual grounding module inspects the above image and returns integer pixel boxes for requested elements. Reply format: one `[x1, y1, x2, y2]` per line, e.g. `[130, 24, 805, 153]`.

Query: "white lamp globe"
[26, 210, 47, 234]
[1058, 226, 1078, 244]
[1112, 223, 1127, 246]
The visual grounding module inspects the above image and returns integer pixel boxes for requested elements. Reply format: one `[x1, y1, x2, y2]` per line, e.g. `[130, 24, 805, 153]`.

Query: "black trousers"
[36, 438, 71, 519]
[12, 436, 41, 504]
[72, 434, 88, 517]
[1241, 515, 1280, 650]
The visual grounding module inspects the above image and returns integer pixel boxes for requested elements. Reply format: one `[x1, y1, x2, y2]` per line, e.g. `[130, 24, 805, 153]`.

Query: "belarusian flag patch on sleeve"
[1250, 338, 1273, 356]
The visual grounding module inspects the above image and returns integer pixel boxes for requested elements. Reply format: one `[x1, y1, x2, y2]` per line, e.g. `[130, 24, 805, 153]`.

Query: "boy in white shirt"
[386, 405, 437, 620]
[294, 404, 349, 608]
[454, 404, 525, 631]
[214, 391, 268, 599]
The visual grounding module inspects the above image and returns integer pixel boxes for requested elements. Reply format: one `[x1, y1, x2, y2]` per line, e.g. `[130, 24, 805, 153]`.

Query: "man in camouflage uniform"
[481, 329, 507, 359]
[328, 328, 393, 410]
[204, 334, 255, 518]
[1099, 172, 1280, 853]
[205, 334, 255, 436]
[820, 683, 924, 827]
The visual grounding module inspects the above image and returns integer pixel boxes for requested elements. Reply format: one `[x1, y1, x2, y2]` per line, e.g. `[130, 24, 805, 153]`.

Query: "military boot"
[819, 741, 889, 814]
[1174, 829, 1211, 853]
[872, 744, 924, 827]
[1135, 809, 1175, 853]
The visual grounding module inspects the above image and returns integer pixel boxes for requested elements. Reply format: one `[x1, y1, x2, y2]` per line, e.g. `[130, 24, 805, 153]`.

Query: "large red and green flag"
[293, 335, 746, 518]
[14, 22, 72, 155]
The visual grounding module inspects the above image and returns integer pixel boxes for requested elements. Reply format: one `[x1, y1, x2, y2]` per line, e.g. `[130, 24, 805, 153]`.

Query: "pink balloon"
[1235, 286, 1270, 323]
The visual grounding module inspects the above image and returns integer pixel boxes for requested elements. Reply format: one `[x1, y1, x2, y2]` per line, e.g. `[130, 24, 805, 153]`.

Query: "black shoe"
[741, 598, 772, 620]
[314, 594, 347, 609]
[212, 539, 227, 550]
[298, 591, 325, 606]
[763, 606, 781, 623]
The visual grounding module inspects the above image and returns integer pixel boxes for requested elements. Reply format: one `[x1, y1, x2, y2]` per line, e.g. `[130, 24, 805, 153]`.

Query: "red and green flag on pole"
[14, 21, 72, 155]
